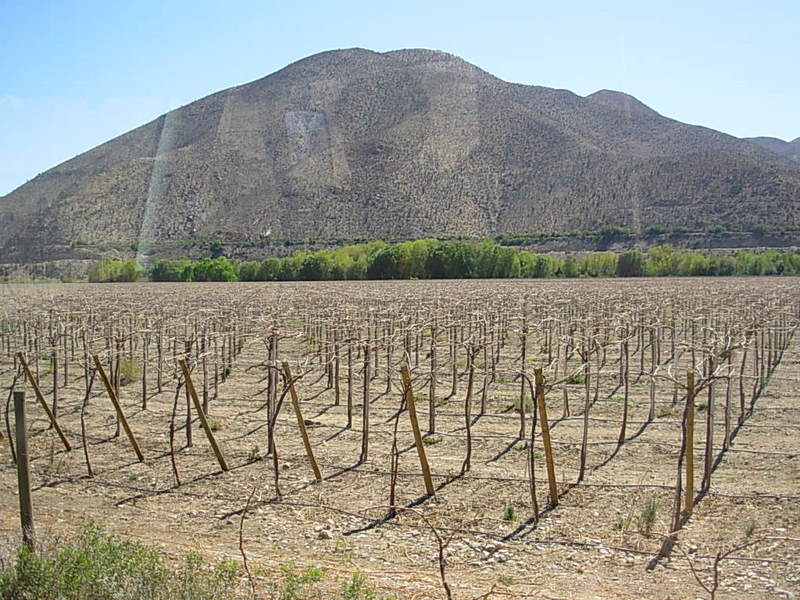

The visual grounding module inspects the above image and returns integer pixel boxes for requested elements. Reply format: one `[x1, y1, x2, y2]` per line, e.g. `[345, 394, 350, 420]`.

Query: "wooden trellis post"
[92, 355, 144, 462]
[400, 366, 435, 496]
[282, 362, 322, 482]
[684, 371, 695, 516]
[14, 391, 35, 549]
[178, 359, 229, 472]
[702, 356, 715, 491]
[16, 352, 71, 452]
[535, 368, 558, 507]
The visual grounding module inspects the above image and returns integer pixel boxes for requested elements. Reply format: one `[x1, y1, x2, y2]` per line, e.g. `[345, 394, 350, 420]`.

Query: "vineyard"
[1, 278, 798, 599]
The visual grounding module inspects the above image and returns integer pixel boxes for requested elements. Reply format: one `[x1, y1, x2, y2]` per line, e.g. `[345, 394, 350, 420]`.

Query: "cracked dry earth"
[0, 279, 799, 599]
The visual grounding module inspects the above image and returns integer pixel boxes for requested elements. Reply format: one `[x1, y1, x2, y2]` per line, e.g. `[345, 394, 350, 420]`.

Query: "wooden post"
[702, 356, 714, 491]
[528, 372, 539, 517]
[400, 366, 435, 496]
[202, 334, 209, 414]
[618, 340, 629, 444]
[346, 339, 353, 429]
[282, 362, 322, 482]
[428, 323, 437, 434]
[360, 342, 370, 463]
[178, 360, 229, 472]
[535, 368, 558, 507]
[51, 346, 58, 420]
[460, 347, 476, 474]
[519, 322, 527, 435]
[142, 333, 148, 410]
[92, 355, 144, 462]
[334, 330, 341, 405]
[577, 358, 590, 482]
[724, 349, 733, 450]
[685, 371, 695, 516]
[14, 391, 35, 549]
[184, 341, 193, 448]
[16, 352, 71, 452]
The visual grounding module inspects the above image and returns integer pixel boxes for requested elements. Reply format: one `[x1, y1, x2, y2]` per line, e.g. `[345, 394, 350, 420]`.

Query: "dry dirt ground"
[0, 279, 798, 599]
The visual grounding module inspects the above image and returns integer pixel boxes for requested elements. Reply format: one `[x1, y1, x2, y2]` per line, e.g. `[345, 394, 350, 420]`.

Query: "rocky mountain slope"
[2, 48, 799, 262]
[746, 136, 800, 162]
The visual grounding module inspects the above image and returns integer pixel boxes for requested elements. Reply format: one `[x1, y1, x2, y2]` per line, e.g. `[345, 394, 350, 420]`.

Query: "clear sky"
[1, 0, 798, 196]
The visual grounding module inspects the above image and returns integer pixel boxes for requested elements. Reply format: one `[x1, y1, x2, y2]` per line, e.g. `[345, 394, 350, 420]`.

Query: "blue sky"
[1, 0, 798, 195]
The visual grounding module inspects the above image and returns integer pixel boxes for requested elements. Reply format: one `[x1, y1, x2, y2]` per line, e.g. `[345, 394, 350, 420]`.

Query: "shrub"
[247, 445, 260, 462]
[502, 505, 518, 522]
[636, 497, 659, 535]
[206, 240, 225, 258]
[511, 396, 534, 412]
[612, 516, 631, 532]
[278, 564, 324, 600]
[0, 526, 239, 599]
[118, 359, 140, 386]
[340, 571, 382, 600]
[644, 224, 668, 236]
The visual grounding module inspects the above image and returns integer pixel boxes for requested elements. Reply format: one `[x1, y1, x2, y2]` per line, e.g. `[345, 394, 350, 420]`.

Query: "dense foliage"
[148, 257, 238, 282]
[86, 259, 143, 282]
[84, 241, 800, 283]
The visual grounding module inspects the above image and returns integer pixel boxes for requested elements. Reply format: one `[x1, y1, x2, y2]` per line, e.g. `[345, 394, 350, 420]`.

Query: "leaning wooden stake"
[684, 371, 695, 517]
[535, 368, 558, 507]
[400, 366, 435, 496]
[17, 352, 71, 452]
[178, 359, 229, 472]
[282, 362, 322, 482]
[93, 355, 144, 462]
[14, 391, 35, 549]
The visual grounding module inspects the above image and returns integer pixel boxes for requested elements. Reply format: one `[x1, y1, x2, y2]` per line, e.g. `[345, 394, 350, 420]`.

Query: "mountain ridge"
[2, 47, 799, 263]
[745, 136, 800, 162]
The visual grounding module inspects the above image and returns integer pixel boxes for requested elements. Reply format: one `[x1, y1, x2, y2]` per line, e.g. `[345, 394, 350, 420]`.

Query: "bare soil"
[0, 278, 798, 599]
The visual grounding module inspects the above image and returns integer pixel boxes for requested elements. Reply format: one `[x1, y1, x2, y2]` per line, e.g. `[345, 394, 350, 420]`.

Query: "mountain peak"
[745, 136, 800, 161]
[585, 89, 659, 117]
[381, 48, 460, 63]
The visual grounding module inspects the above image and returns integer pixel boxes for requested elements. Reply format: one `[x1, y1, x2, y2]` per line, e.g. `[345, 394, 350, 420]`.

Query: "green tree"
[298, 253, 328, 280]
[258, 258, 282, 281]
[366, 246, 399, 279]
[149, 259, 193, 282]
[560, 255, 580, 278]
[191, 257, 238, 282]
[238, 261, 261, 281]
[616, 251, 645, 277]
[278, 252, 305, 281]
[425, 242, 477, 279]
[581, 252, 618, 277]
[519, 252, 558, 278]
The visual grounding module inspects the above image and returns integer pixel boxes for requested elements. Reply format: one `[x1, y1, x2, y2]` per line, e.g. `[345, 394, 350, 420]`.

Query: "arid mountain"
[746, 136, 800, 162]
[2, 48, 799, 263]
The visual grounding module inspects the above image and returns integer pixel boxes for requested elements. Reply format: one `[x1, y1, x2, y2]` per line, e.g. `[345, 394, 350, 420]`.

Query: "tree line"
[85, 240, 800, 282]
